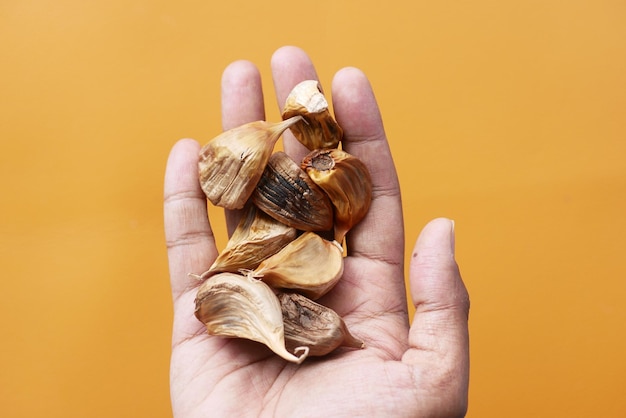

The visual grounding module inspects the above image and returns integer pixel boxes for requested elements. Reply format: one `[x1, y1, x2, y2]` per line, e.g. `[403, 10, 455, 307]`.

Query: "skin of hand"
[163, 46, 470, 418]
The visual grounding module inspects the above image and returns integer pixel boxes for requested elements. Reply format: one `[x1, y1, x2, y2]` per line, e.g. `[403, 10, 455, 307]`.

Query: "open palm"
[164, 46, 470, 418]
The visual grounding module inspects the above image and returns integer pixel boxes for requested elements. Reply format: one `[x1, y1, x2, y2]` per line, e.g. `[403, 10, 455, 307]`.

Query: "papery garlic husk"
[200, 205, 297, 278]
[281, 80, 343, 150]
[251, 151, 333, 232]
[279, 292, 365, 357]
[194, 272, 309, 364]
[251, 231, 344, 300]
[198, 116, 303, 210]
[301, 149, 372, 243]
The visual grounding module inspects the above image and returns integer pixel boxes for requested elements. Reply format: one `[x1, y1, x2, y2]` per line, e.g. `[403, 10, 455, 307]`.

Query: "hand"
[163, 46, 470, 418]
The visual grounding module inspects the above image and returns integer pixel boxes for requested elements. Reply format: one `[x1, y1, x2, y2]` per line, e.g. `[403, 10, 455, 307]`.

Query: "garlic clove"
[198, 116, 303, 210]
[281, 80, 342, 150]
[279, 292, 365, 357]
[194, 272, 309, 364]
[251, 231, 344, 300]
[200, 205, 297, 278]
[251, 151, 334, 232]
[301, 149, 372, 243]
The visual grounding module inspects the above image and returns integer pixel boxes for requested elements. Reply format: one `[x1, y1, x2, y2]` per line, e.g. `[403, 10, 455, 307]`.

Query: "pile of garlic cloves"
[193, 80, 372, 363]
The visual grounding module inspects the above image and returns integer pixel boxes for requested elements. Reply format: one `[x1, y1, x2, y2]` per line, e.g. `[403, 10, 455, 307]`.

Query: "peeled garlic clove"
[252, 232, 344, 300]
[194, 272, 309, 364]
[279, 292, 364, 357]
[301, 149, 372, 243]
[251, 151, 333, 232]
[281, 80, 342, 150]
[198, 116, 303, 209]
[200, 205, 297, 278]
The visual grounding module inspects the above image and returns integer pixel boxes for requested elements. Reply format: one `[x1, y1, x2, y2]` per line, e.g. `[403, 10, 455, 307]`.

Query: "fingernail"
[449, 219, 456, 254]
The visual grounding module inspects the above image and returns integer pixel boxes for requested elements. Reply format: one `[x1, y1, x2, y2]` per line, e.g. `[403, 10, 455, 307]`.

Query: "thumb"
[403, 218, 470, 413]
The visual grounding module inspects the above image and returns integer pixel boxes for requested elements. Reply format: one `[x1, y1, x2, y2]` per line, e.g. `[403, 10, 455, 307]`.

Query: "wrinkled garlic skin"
[301, 149, 373, 243]
[251, 151, 334, 232]
[252, 231, 344, 300]
[281, 80, 343, 150]
[202, 205, 297, 277]
[194, 272, 309, 364]
[279, 293, 364, 357]
[198, 116, 302, 210]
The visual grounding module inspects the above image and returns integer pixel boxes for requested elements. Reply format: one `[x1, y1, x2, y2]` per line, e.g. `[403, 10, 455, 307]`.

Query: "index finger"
[332, 67, 404, 266]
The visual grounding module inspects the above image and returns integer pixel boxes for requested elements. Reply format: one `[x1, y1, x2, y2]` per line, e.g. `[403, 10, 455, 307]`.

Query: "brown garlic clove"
[251, 151, 334, 232]
[279, 292, 365, 357]
[251, 231, 344, 300]
[194, 272, 309, 364]
[198, 116, 303, 210]
[198, 205, 297, 279]
[301, 149, 372, 243]
[281, 80, 343, 150]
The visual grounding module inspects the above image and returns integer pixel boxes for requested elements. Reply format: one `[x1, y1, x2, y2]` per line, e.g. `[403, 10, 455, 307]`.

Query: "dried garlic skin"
[194, 272, 309, 364]
[252, 232, 344, 300]
[301, 149, 373, 243]
[252, 151, 334, 232]
[203, 205, 297, 277]
[279, 293, 364, 357]
[198, 116, 302, 210]
[281, 80, 343, 150]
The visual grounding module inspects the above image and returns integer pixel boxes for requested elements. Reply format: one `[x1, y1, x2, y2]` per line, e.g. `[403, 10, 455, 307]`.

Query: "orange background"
[2, 0, 625, 417]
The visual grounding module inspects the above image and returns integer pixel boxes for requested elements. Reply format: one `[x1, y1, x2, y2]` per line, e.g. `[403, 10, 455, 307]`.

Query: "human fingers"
[271, 48, 405, 266]
[220, 60, 266, 235]
[164, 138, 218, 302]
[403, 218, 470, 415]
[269, 53, 407, 319]
[331, 67, 404, 266]
[270, 45, 320, 164]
